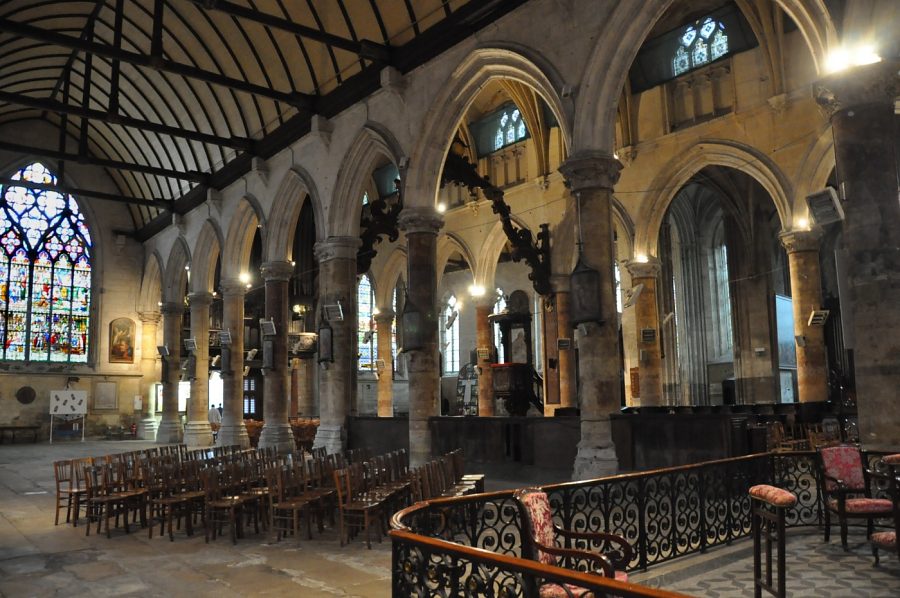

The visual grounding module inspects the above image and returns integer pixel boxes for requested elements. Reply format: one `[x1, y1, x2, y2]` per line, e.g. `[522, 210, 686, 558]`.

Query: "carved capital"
[559, 151, 623, 192]
[159, 301, 183, 316]
[625, 257, 661, 279]
[778, 229, 823, 254]
[374, 310, 395, 325]
[260, 260, 295, 282]
[314, 236, 361, 262]
[219, 278, 248, 298]
[398, 207, 443, 235]
[550, 274, 570, 293]
[814, 60, 900, 119]
[187, 292, 214, 307]
[138, 311, 161, 325]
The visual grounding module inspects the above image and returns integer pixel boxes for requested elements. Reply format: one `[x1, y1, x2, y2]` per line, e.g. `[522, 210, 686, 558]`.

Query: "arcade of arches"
[1, 0, 898, 482]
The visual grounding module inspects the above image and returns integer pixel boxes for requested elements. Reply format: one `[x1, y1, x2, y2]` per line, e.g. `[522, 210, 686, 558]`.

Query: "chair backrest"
[54, 459, 73, 491]
[819, 445, 865, 491]
[513, 488, 557, 566]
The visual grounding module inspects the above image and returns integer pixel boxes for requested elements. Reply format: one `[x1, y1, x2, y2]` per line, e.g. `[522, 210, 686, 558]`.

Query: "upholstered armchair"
[870, 454, 900, 565]
[513, 487, 633, 597]
[816, 445, 893, 550]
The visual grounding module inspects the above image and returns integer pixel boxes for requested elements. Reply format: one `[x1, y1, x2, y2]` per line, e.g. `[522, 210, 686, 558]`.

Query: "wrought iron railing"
[391, 450, 893, 597]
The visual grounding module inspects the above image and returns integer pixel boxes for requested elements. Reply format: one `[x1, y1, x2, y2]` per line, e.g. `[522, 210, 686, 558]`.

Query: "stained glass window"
[357, 274, 376, 370]
[440, 294, 459, 374]
[0, 162, 92, 363]
[493, 289, 506, 363]
[493, 107, 527, 151]
[391, 286, 398, 368]
[672, 17, 728, 76]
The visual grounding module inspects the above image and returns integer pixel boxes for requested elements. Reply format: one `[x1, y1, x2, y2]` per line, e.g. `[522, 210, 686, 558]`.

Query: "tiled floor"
[2, 440, 898, 597]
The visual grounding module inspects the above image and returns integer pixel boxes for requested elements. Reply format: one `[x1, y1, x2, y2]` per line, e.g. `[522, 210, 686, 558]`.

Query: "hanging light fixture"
[569, 190, 605, 327]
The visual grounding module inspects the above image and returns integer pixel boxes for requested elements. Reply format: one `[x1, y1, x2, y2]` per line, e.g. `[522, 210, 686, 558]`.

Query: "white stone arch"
[265, 166, 326, 262]
[189, 219, 222, 294]
[635, 141, 793, 257]
[329, 123, 405, 238]
[794, 125, 835, 222]
[375, 247, 407, 310]
[221, 195, 264, 277]
[436, 233, 477, 291]
[574, 0, 836, 152]
[138, 250, 164, 312]
[162, 236, 191, 303]
[404, 46, 572, 212]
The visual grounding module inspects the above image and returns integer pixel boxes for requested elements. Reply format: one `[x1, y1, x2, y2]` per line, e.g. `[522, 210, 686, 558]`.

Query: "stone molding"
[159, 301, 183, 316]
[558, 151, 623, 192]
[373, 310, 395, 324]
[187, 292, 214, 307]
[398, 207, 443, 235]
[219, 278, 248, 297]
[314, 236, 361, 262]
[813, 60, 900, 118]
[260, 260, 295, 282]
[778, 229, 823, 254]
[138, 311, 161, 324]
[625, 258, 661, 279]
[550, 274, 571, 293]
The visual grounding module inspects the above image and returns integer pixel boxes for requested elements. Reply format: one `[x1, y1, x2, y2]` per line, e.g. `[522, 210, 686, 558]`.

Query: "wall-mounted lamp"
[318, 320, 334, 363]
[401, 294, 427, 352]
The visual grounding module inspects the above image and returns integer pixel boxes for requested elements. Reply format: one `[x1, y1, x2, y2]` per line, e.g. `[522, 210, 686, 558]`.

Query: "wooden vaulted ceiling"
[0, 0, 526, 238]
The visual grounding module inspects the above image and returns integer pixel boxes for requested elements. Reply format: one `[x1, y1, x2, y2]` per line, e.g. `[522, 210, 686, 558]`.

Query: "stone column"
[312, 237, 360, 454]
[258, 261, 296, 453]
[216, 279, 250, 448]
[559, 153, 622, 479]
[289, 358, 300, 419]
[541, 294, 561, 414]
[136, 311, 161, 440]
[399, 207, 443, 467]
[553, 276, 576, 410]
[815, 61, 900, 448]
[474, 298, 495, 416]
[779, 230, 828, 403]
[297, 358, 316, 416]
[374, 310, 395, 417]
[156, 302, 184, 444]
[625, 259, 664, 406]
[183, 292, 214, 447]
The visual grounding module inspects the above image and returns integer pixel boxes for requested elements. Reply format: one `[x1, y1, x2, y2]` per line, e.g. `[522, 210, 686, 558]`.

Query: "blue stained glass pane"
[692, 38, 709, 66]
[682, 27, 696, 46]
[517, 121, 526, 139]
[357, 275, 376, 370]
[700, 18, 716, 39]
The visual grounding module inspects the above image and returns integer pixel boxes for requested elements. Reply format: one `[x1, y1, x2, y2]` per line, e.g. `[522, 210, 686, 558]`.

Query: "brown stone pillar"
[559, 153, 623, 479]
[541, 293, 561, 415]
[297, 358, 316, 416]
[553, 278, 576, 411]
[183, 292, 214, 447]
[815, 61, 900, 448]
[156, 302, 184, 444]
[258, 261, 296, 453]
[474, 298, 495, 416]
[399, 207, 443, 467]
[289, 358, 300, 419]
[216, 280, 250, 448]
[312, 237, 360, 454]
[779, 230, 828, 403]
[137, 311, 161, 440]
[625, 259, 664, 406]
[375, 310, 395, 417]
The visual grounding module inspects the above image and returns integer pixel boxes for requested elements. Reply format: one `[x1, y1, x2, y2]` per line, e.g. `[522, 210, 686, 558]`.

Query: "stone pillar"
[559, 153, 622, 479]
[183, 293, 214, 447]
[625, 259, 664, 406]
[258, 261, 296, 454]
[289, 358, 300, 419]
[474, 298, 495, 416]
[553, 277, 576, 410]
[815, 61, 900, 448]
[374, 310, 395, 417]
[541, 293, 561, 415]
[216, 280, 250, 448]
[137, 311, 161, 440]
[399, 207, 443, 467]
[779, 230, 828, 403]
[297, 358, 316, 416]
[156, 302, 184, 444]
[312, 237, 360, 454]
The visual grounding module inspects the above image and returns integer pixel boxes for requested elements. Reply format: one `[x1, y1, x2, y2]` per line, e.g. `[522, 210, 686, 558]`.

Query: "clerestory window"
[673, 17, 728, 76]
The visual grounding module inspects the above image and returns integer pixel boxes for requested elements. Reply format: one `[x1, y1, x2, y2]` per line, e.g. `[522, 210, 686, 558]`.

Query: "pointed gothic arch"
[265, 167, 326, 262]
[190, 219, 223, 294]
[221, 195, 263, 278]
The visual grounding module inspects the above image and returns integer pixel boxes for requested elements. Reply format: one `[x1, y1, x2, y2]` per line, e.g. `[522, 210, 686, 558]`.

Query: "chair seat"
[871, 531, 896, 549]
[749, 484, 797, 507]
[539, 571, 628, 597]
[827, 497, 893, 514]
[208, 497, 246, 508]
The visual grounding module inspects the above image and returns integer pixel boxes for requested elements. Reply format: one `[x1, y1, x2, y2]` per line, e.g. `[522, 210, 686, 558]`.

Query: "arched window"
[357, 274, 376, 370]
[391, 286, 398, 368]
[672, 17, 728, 76]
[440, 294, 459, 374]
[362, 191, 369, 206]
[493, 107, 527, 151]
[614, 262, 623, 314]
[493, 289, 506, 363]
[0, 163, 92, 363]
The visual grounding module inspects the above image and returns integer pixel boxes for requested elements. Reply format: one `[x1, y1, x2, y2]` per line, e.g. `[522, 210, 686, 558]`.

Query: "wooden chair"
[513, 487, 633, 597]
[53, 458, 90, 525]
[267, 465, 315, 542]
[202, 466, 257, 544]
[768, 422, 807, 452]
[333, 467, 384, 548]
[148, 462, 204, 541]
[870, 454, 900, 565]
[83, 464, 142, 538]
[817, 445, 893, 550]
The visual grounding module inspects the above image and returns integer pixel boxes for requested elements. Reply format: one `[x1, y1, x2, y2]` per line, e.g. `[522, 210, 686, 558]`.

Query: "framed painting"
[109, 317, 135, 363]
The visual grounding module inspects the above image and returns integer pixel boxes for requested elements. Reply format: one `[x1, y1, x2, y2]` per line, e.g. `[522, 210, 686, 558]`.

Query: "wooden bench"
[0, 425, 40, 444]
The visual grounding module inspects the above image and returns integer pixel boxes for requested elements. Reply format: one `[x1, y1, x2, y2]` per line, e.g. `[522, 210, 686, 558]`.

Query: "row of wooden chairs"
[768, 421, 849, 452]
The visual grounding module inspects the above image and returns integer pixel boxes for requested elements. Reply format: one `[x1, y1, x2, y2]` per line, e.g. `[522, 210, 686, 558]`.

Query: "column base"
[136, 417, 158, 441]
[259, 423, 296, 455]
[156, 417, 184, 444]
[572, 418, 619, 481]
[312, 424, 344, 455]
[183, 421, 214, 448]
[216, 422, 251, 449]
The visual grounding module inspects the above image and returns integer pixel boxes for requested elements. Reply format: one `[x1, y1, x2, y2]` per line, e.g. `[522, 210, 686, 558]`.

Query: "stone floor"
[2, 440, 898, 597]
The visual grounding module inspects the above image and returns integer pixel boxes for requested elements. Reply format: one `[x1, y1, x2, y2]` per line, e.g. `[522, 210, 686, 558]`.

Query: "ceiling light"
[469, 285, 485, 297]
[239, 272, 250, 284]
[436, 202, 447, 213]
